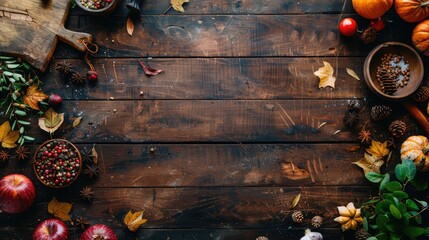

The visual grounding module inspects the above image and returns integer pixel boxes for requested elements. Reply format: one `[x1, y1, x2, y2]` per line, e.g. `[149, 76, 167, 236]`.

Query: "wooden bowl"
[33, 139, 82, 188]
[363, 42, 424, 100]
[74, 0, 120, 15]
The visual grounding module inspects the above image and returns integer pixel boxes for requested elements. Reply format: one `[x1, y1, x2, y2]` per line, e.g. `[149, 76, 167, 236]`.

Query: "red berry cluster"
[34, 140, 81, 187]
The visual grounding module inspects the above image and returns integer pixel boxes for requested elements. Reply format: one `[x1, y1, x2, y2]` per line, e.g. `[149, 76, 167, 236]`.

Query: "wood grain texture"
[26, 100, 366, 143]
[56, 14, 413, 59]
[1, 143, 369, 187]
[44, 57, 365, 100]
[0, 186, 371, 229]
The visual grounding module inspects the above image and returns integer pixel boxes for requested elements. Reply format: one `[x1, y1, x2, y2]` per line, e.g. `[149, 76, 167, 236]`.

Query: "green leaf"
[19, 127, 24, 134]
[418, 200, 428, 208]
[393, 191, 408, 200]
[17, 120, 31, 125]
[3, 71, 12, 76]
[376, 199, 393, 214]
[363, 216, 369, 231]
[385, 222, 397, 233]
[0, 56, 15, 60]
[11, 120, 16, 130]
[366, 172, 384, 183]
[6, 63, 20, 69]
[385, 181, 402, 192]
[395, 163, 406, 183]
[410, 178, 428, 191]
[367, 237, 377, 240]
[23, 135, 35, 141]
[14, 109, 26, 117]
[406, 199, 419, 211]
[379, 173, 390, 191]
[376, 214, 389, 232]
[397, 202, 407, 214]
[375, 233, 388, 240]
[403, 159, 416, 181]
[390, 233, 401, 240]
[404, 226, 425, 238]
[390, 204, 402, 219]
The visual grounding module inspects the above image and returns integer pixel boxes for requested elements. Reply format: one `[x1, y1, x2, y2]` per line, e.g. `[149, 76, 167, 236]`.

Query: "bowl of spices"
[74, 0, 120, 14]
[33, 139, 82, 188]
[364, 42, 424, 100]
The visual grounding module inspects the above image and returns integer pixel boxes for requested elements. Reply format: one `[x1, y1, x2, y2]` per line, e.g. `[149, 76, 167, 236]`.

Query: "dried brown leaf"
[47, 197, 72, 222]
[72, 117, 82, 128]
[281, 162, 310, 180]
[138, 60, 163, 76]
[126, 17, 134, 36]
[23, 85, 48, 110]
[38, 108, 64, 134]
[314, 61, 336, 89]
[91, 144, 98, 165]
[353, 153, 384, 175]
[290, 193, 301, 209]
[345, 145, 361, 152]
[124, 210, 147, 232]
[171, 0, 189, 13]
[346, 68, 360, 81]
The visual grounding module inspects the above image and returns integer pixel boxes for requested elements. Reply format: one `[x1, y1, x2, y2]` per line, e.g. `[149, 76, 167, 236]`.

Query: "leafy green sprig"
[0, 55, 46, 145]
[362, 159, 429, 240]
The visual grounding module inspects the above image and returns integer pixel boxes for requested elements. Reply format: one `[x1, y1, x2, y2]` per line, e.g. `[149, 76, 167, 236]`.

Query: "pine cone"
[355, 228, 372, 240]
[371, 105, 392, 121]
[311, 215, 323, 228]
[389, 120, 406, 138]
[344, 110, 359, 128]
[412, 86, 429, 102]
[292, 211, 304, 224]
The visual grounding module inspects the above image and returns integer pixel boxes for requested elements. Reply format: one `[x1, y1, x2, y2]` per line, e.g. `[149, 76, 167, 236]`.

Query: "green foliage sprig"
[0, 55, 46, 145]
[361, 159, 429, 240]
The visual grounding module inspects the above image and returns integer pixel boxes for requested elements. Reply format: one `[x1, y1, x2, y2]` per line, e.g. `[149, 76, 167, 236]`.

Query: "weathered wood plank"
[44, 57, 365, 100]
[70, 0, 355, 15]
[26, 100, 365, 143]
[0, 227, 350, 240]
[56, 15, 413, 58]
[0, 186, 371, 228]
[0, 144, 369, 187]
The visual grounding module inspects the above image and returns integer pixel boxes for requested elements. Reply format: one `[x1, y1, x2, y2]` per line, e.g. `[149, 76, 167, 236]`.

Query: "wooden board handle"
[402, 101, 429, 136]
[57, 28, 92, 52]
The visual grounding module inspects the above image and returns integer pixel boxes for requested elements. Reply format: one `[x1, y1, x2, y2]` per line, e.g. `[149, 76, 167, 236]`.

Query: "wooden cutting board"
[0, 0, 92, 72]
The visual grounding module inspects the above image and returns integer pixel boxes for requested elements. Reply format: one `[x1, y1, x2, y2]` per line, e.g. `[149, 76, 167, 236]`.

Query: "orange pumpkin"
[412, 19, 429, 56]
[352, 0, 393, 19]
[400, 135, 429, 171]
[395, 0, 429, 23]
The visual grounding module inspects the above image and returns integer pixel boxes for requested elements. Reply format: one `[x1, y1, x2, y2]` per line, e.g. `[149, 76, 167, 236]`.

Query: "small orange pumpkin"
[352, 0, 393, 19]
[395, 0, 429, 23]
[400, 135, 429, 171]
[412, 19, 429, 56]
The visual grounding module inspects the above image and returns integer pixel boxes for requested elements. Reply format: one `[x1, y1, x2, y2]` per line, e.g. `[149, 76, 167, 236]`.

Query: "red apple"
[0, 174, 35, 214]
[80, 224, 118, 240]
[48, 94, 63, 107]
[32, 218, 68, 240]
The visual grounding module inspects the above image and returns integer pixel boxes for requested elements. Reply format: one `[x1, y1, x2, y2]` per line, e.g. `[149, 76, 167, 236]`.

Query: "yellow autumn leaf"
[23, 85, 48, 110]
[366, 140, 390, 159]
[124, 210, 147, 232]
[353, 153, 384, 175]
[314, 61, 336, 89]
[47, 197, 72, 222]
[171, 0, 189, 13]
[0, 121, 19, 148]
[346, 68, 360, 81]
[38, 108, 64, 134]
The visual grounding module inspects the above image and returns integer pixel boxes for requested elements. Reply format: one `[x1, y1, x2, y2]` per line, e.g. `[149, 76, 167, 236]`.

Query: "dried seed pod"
[355, 228, 372, 240]
[292, 211, 304, 224]
[412, 86, 429, 102]
[311, 216, 323, 228]
[360, 27, 378, 44]
[371, 105, 392, 121]
[389, 120, 407, 138]
[343, 110, 359, 128]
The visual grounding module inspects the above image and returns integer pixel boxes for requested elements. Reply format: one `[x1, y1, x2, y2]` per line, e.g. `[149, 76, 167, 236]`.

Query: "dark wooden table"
[1, 1, 428, 239]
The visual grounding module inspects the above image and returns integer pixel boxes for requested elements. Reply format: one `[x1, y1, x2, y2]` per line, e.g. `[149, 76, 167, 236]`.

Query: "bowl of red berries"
[33, 139, 82, 188]
[74, 0, 120, 15]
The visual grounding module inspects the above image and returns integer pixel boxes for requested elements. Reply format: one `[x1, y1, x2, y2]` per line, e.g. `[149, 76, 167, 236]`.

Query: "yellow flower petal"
[337, 206, 353, 217]
[346, 202, 356, 216]
[334, 216, 351, 224]
[354, 208, 361, 218]
[341, 220, 352, 231]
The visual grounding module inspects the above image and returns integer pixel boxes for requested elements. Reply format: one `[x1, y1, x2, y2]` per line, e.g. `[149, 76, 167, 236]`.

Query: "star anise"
[80, 186, 94, 201]
[70, 72, 85, 84]
[344, 111, 359, 128]
[15, 146, 30, 160]
[358, 127, 372, 144]
[74, 215, 90, 229]
[83, 164, 100, 178]
[55, 61, 73, 75]
[0, 150, 9, 162]
[81, 147, 95, 164]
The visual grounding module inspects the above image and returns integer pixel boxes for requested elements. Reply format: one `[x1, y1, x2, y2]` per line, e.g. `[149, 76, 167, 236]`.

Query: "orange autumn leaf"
[23, 85, 48, 110]
[124, 210, 147, 232]
[0, 121, 19, 148]
[47, 197, 72, 222]
[126, 17, 134, 36]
